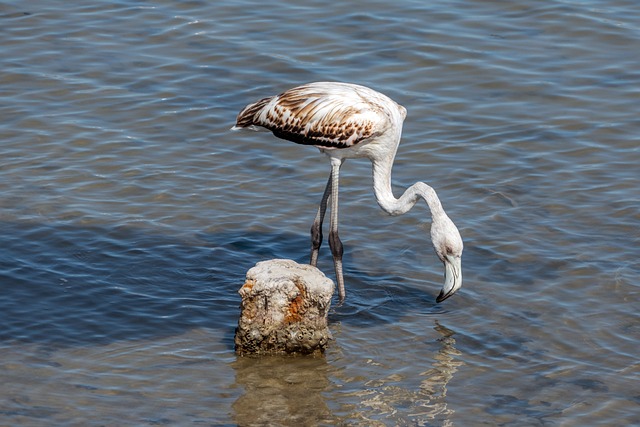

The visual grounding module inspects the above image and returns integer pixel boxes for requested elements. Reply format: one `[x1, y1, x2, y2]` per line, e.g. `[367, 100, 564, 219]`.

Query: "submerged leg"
[328, 158, 345, 303]
[310, 174, 332, 267]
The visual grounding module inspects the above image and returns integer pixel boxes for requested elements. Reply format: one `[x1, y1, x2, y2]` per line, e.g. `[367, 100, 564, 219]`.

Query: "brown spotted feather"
[235, 96, 273, 128]
[234, 83, 393, 149]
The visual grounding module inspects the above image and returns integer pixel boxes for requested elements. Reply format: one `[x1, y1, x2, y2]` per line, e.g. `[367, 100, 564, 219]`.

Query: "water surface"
[1, 0, 638, 425]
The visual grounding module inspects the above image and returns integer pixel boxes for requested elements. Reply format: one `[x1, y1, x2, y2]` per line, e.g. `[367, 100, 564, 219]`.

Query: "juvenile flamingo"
[233, 82, 463, 303]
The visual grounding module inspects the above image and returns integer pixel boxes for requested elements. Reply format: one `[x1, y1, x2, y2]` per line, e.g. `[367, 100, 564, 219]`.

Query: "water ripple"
[0, 0, 638, 425]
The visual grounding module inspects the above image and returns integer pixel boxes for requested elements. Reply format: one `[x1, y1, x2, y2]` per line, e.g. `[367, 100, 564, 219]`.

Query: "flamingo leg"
[328, 158, 345, 303]
[310, 174, 332, 267]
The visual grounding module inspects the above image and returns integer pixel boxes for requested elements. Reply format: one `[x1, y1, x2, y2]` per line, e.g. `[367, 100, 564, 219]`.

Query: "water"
[1, 0, 638, 425]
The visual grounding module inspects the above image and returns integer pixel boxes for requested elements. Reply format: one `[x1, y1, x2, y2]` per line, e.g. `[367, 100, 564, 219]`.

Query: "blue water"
[1, 0, 638, 425]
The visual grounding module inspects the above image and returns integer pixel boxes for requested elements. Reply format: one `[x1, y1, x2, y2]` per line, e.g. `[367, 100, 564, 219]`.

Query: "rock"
[234, 259, 335, 356]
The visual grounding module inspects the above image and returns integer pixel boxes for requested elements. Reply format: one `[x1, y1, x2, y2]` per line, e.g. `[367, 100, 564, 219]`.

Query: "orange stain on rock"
[284, 277, 307, 324]
[239, 279, 255, 298]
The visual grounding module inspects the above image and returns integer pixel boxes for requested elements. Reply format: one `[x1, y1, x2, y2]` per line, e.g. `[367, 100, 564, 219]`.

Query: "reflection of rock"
[234, 259, 335, 356]
[232, 355, 332, 425]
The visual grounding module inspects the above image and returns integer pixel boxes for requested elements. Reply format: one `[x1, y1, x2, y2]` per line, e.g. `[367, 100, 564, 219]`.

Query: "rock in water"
[234, 259, 335, 356]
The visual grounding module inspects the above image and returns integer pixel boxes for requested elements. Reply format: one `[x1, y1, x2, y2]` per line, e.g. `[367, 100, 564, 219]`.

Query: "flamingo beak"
[436, 254, 462, 303]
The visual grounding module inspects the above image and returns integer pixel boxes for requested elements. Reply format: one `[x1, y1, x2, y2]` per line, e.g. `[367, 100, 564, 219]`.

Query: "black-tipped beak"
[436, 255, 462, 303]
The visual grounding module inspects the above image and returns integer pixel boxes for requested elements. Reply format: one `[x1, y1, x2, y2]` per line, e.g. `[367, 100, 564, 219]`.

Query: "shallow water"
[1, 0, 638, 425]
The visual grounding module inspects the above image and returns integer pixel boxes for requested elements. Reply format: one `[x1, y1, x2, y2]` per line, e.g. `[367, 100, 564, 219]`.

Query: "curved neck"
[371, 157, 446, 220]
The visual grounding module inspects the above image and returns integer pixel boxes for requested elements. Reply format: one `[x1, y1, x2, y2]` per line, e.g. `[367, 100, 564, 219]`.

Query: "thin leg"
[328, 158, 345, 303]
[310, 174, 332, 267]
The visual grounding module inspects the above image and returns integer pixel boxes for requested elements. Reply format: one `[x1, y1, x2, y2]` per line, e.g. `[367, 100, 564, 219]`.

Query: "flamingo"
[233, 82, 463, 303]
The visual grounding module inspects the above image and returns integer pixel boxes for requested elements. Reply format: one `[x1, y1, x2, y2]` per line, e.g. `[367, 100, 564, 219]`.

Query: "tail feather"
[234, 96, 273, 129]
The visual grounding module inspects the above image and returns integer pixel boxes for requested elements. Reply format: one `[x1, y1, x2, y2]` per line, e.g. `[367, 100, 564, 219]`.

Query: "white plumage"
[234, 82, 463, 303]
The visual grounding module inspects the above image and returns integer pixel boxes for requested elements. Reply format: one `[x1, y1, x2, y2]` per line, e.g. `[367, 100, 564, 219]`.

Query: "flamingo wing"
[234, 82, 402, 149]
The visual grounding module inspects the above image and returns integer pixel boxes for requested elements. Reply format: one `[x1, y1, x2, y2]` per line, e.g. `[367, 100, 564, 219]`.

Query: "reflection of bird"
[233, 82, 463, 303]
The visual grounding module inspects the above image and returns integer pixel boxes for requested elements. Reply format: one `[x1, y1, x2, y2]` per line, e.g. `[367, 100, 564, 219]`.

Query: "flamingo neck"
[371, 156, 446, 220]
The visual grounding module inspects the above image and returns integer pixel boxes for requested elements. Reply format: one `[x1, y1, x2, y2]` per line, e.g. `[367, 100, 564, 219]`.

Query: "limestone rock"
[234, 259, 335, 356]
